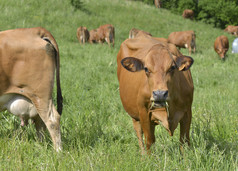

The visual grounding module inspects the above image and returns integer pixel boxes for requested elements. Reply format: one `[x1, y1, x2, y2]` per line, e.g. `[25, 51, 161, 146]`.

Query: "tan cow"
[224, 25, 238, 36]
[168, 30, 196, 55]
[89, 29, 100, 44]
[117, 36, 194, 154]
[97, 24, 115, 47]
[154, 0, 162, 8]
[182, 9, 194, 20]
[77, 26, 90, 44]
[0, 27, 63, 151]
[214, 35, 229, 60]
[129, 28, 152, 39]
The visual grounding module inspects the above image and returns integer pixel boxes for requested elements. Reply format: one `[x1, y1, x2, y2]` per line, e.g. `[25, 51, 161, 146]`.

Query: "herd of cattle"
[0, 12, 237, 154]
[77, 24, 115, 47]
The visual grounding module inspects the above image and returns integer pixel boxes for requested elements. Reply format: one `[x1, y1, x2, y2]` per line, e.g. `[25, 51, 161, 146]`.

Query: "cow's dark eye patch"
[144, 67, 151, 76]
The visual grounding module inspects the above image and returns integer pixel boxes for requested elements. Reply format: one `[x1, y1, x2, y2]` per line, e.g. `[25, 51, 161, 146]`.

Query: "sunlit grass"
[0, 0, 237, 170]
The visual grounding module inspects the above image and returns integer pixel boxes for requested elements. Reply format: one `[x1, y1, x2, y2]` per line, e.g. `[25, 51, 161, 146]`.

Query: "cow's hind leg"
[132, 118, 145, 154]
[34, 100, 62, 152]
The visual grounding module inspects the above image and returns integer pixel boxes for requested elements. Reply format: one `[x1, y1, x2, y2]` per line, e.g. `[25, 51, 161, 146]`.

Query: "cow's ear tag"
[121, 57, 144, 72]
[176, 56, 194, 71]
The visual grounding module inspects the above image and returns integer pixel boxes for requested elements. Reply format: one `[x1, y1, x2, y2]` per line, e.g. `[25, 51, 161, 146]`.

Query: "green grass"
[0, 0, 238, 170]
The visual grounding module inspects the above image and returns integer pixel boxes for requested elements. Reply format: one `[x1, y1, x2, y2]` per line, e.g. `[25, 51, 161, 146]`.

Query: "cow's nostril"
[153, 90, 168, 101]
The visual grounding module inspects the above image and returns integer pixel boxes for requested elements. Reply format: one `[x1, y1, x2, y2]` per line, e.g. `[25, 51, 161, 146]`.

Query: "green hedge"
[141, 0, 238, 29]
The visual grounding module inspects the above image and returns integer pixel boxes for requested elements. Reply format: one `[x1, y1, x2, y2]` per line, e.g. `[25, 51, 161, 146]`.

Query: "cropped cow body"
[168, 30, 196, 55]
[77, 26, 90, 44]
[214, 35, 229, 60]
[0, 27, 63, 151]
[154, 0, 162, 8]
[224, 25, 238, 36]
[117, 35, 194, 153]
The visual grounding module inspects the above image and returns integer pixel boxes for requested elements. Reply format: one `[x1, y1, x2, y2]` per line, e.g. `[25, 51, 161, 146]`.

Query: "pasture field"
[0, 0, 237, 170]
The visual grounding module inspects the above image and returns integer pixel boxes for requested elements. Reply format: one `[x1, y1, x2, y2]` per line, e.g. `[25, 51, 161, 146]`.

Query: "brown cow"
[224, 25, 238, 36]
[129, 28, 152, 39]
[117, 36, 194, 154]
[89, 29, 100, 44]
[97, 24, 115, 47]
[154, 0, 162, 8]
[182, 9, 194, 20]
[0, 27, 63, 151]
[214, 35, 229, 60]
[77, 26, 90, 44]
[168, 30, 196, 55]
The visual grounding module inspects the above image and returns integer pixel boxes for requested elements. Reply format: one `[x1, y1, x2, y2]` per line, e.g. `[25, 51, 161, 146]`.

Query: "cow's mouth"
[150, 101, 166, 109]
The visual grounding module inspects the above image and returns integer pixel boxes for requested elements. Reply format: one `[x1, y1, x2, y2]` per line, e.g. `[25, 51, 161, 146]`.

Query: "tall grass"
[0, 0, 237, 170]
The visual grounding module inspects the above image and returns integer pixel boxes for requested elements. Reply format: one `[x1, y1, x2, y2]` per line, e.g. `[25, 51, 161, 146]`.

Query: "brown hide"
[77, 26, 90, 44]
[0, 27, 63, 151]
[214, 35, 229, 60]
[182, 9, 194, 20]
[97, 24, 115, 47]
[129, 28, 152, 39]
[168, 30, 196, 55]
[224, 25, 238, 36]
[117, 36, 194, 153]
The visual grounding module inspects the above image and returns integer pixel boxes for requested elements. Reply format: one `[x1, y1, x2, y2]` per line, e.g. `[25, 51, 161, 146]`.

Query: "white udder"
[0, 94, 38, 118]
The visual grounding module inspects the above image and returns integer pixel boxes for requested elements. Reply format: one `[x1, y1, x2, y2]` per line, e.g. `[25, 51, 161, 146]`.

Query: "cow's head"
[121, 45, 193, 108]
[216, 48, 228, 60]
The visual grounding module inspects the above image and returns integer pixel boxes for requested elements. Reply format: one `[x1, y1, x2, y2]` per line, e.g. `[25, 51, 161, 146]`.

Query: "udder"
[0, 94, 38, 126]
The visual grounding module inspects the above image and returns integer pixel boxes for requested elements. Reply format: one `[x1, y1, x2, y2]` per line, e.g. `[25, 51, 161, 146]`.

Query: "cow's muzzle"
[150, 90, 168, 108]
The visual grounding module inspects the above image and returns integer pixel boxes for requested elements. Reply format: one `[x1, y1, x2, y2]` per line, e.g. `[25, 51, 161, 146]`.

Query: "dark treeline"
[135, 0, 238, 29]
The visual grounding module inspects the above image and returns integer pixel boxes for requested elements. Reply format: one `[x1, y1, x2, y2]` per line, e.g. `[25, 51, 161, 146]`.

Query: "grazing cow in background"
[97, 24, 115, 47]
[129, 28, 152, 39]
[214, 35, 229, 60]
[182, 9, 194, 20]
[224, 25, 238, 36]
[0, 27, 63, 151]
[117, 35, 194, 154]
[89, 29, 99, 44]
[77, 26, 90, 44]
[154, 0, 162, 8]
[168, 30, 196, 55]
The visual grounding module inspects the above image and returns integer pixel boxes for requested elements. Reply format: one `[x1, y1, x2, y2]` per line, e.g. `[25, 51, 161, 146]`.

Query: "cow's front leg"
[132, 118, 145, 154]
[33, 115, 47, 142]
[139, 108, 155, 153]
[179, 109, 192, 153]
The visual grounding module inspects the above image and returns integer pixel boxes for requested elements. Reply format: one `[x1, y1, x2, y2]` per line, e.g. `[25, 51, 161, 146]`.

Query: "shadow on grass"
[71, 1, 92, 15]
[191, 119, 237, 155]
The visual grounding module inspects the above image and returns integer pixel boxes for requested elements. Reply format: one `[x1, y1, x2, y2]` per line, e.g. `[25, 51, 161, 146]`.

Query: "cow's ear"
[176, 55, 194, 71]
[121, 57, 144, 72]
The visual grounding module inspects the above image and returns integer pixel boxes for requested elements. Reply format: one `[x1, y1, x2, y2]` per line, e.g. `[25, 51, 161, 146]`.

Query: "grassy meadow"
[0, 0, 238, 170]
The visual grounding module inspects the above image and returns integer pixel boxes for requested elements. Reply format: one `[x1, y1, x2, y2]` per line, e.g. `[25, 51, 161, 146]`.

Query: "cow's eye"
[168, 65, 176, 73]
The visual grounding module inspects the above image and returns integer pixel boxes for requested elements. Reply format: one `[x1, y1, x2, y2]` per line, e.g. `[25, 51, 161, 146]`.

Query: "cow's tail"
[42, 37, 63, 115]
[55, 52, 63, 115]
